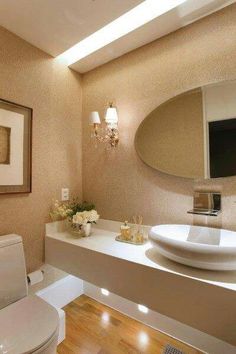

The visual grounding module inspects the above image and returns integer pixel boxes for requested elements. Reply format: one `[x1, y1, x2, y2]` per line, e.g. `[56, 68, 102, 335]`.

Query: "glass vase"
[71, 223, 92, 237]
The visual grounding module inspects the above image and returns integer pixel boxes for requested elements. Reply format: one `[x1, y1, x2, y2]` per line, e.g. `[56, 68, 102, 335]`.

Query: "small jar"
[134, 232, 144, 244]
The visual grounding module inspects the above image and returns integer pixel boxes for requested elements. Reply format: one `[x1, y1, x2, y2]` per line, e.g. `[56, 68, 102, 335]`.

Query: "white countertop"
[46, 219, 236, 292]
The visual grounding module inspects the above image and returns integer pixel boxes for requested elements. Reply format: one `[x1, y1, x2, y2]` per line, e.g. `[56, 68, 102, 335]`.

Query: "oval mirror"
[135, 80, 236, 179]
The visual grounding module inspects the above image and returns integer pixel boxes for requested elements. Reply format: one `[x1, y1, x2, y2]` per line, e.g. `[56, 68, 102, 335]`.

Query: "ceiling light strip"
[57, 0, 186, 65]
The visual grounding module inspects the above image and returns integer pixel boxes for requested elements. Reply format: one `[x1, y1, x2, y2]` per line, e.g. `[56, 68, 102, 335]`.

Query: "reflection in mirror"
[135, 80, 236, 179]
[209, 118, 236, 178]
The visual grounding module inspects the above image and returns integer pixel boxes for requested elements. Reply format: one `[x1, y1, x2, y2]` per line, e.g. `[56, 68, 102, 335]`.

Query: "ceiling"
[0, 0, 235, 73]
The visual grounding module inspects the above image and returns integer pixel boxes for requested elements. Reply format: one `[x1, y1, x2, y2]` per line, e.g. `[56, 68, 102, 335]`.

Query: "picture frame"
[0, 98, 32, 194]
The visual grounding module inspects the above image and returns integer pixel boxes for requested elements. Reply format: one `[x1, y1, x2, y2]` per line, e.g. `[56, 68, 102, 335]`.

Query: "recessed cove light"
[101, 288, 109, 296]
[57, 0, 187, 65]
[138, 304, 149, 314]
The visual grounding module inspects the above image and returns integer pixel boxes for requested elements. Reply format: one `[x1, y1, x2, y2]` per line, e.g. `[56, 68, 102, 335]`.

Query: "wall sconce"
[89, 103, 119, 147]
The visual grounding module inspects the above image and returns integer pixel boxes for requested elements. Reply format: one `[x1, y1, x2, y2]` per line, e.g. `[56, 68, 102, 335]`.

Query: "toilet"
[0, 234, 59, 354]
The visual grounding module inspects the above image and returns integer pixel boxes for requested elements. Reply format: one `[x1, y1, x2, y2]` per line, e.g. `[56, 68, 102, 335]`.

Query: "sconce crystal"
[89, 103, 119, 148]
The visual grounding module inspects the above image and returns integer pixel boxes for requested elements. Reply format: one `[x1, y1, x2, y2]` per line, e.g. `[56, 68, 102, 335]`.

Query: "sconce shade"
[89, 111, 101, 125]
[105, 106, 118, 126]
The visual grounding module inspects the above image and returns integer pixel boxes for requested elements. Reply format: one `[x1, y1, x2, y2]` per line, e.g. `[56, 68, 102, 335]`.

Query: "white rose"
[73, 212, 84, 224]
[87, 210, 99, 223]
[82, 217, 88, 225]
[72, 214, 78, 224]
[82, 211, 89, 219]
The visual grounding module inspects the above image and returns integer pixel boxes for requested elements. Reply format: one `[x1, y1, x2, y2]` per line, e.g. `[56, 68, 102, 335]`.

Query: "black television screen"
[209, 118, 236, 178]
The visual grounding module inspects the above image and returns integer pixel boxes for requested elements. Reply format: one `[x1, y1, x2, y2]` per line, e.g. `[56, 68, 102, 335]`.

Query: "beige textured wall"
[82, 4, 236, 231]
[135, 89, 204, 179]
[0, 26, 82, 272]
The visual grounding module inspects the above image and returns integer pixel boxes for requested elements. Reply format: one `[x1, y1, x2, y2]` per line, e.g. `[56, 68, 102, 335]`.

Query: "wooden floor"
[57, 295, 203, 354]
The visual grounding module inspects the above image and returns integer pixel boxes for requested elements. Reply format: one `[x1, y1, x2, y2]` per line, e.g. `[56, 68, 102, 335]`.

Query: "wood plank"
[58, 295, 203, 354]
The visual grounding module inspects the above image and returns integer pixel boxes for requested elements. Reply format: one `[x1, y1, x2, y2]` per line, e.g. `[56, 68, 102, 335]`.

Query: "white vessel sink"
[149, 224, 236, 271]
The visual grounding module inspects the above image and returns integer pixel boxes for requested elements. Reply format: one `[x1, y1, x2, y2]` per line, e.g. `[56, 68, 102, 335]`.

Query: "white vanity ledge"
[45, 220, 236, 346]
[46, 220, 236, 291]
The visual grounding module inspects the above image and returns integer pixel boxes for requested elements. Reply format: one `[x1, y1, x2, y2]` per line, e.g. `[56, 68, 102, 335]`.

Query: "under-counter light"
[138, 304, 149, 314]
[101, 288, 110, 296]
[57, 0, 187, 65]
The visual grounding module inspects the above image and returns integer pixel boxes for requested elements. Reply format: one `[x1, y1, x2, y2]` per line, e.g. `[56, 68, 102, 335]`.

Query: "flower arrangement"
[50, 199, 99, 236]
[72, 209, 99, 225]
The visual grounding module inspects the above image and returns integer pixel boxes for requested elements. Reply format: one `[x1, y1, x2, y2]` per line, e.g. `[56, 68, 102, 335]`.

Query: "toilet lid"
[0, 295, 59, 354]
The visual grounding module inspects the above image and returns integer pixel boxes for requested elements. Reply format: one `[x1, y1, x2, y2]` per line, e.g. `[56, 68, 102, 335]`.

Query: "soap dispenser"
[120, 221, 131, 241]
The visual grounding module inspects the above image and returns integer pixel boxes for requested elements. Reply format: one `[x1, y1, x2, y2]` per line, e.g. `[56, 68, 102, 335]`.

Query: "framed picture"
[0, 98, 32, 194]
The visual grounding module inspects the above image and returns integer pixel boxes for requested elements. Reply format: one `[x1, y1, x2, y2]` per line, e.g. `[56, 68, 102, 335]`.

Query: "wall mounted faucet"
[188, 192, 221, 216]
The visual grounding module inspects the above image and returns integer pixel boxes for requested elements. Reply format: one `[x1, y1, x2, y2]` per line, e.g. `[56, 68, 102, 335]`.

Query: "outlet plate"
[61, 188, 69, 201]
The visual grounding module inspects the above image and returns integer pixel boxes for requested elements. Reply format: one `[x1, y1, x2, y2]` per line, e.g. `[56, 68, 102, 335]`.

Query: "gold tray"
[115, 235, 147, 245]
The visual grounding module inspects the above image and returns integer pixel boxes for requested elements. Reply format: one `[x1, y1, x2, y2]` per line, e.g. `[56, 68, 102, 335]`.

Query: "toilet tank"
[0, 234, 28, 310]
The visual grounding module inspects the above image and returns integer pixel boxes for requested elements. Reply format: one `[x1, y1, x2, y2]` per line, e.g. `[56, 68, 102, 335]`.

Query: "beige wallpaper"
[82, 4, 236, 231]
[0, 26, 82, 272]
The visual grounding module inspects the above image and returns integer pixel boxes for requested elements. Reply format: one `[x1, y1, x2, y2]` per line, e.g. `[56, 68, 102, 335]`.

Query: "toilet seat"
[0, 295, 59, 354]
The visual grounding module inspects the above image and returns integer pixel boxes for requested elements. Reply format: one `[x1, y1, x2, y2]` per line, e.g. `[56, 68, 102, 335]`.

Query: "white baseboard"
[84, 281, 236, 354]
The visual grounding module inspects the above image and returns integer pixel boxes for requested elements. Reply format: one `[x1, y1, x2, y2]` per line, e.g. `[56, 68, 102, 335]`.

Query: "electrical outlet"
[61, 188, 69, 201]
